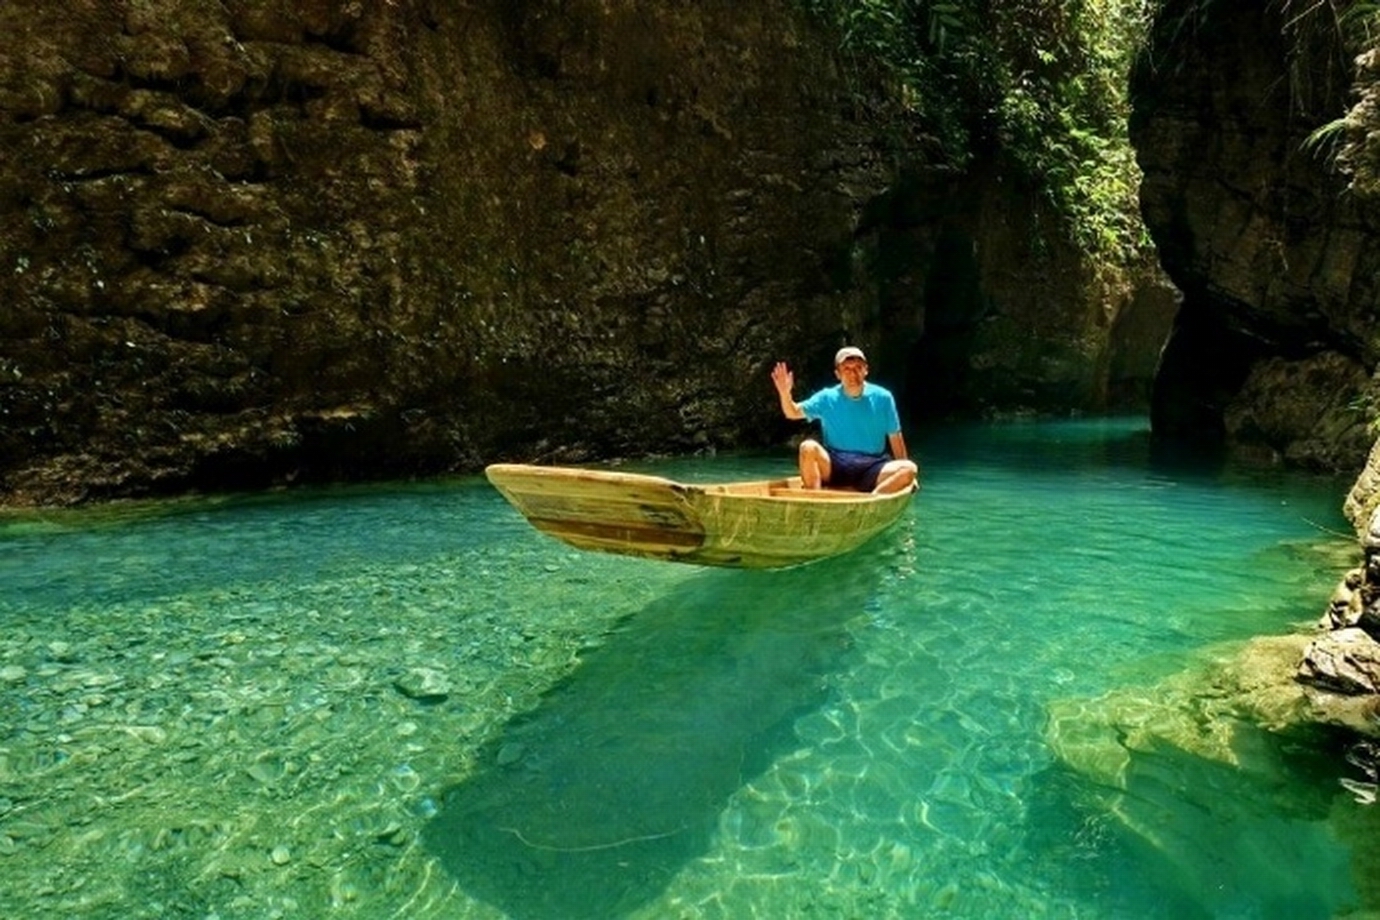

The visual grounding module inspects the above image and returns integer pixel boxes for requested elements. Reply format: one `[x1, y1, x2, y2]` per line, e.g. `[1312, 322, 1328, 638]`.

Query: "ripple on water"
[0, 424, 1372, 919]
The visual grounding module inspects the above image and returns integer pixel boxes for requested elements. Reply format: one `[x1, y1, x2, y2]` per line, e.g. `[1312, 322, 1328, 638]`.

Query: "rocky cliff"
[0, 0, 1168, 505]
[1130, 0, 1380, 786]
[1131, 0, 1380, 472]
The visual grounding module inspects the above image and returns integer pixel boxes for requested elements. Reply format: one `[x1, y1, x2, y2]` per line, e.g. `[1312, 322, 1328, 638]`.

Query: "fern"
[1302, 115, 1349, 162]
[1340, 0, 1380, 44]
[928, 2, 964, 50]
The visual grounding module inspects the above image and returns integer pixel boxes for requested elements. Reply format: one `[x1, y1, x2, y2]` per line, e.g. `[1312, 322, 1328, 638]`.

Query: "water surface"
[0, 418, 1373, 919]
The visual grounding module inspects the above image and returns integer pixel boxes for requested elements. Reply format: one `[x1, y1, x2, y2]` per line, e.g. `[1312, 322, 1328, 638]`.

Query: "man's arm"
[772, 362, 805, 420]
[887, 431, 909, 460]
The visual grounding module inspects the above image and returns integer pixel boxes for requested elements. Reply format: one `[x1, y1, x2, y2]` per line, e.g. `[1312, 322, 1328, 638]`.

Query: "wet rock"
[393, 667, 451, 703]
[247, 761, 283, 785]
[1368, 508, 1380, 551]
[122, 725, 168, 744]
[1360, 601, 1380, 643]
[1322, 570, 1365, 630]
[1342, 739, 1380, 805]
[1298, 628, 1380, 695]
[373, 822, 407, 847]
[0, 665, 26, 683]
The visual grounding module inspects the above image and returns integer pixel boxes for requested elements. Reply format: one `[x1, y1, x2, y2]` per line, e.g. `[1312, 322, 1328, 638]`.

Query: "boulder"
[1298, 627, 1380, 696]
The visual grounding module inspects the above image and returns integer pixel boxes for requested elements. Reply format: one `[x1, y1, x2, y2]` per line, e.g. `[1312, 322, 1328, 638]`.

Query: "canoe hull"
[484, 464, 914, 568]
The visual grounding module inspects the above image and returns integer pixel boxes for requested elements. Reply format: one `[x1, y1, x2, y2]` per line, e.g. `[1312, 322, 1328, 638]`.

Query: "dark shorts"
[826, 449, 888, 492]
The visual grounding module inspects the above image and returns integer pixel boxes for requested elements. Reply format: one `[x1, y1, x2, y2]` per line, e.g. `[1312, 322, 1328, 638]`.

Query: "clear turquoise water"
[0, 418, 1373, 919]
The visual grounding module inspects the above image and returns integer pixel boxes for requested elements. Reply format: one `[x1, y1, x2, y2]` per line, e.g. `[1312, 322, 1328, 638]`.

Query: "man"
[771, 346, 919, 494]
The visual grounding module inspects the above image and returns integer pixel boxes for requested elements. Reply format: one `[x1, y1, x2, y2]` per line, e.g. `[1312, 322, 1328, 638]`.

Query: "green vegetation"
[1295, 0, 1380, 167]
[1306, 0, 1380, 47]
[799, 0, 1153, 263]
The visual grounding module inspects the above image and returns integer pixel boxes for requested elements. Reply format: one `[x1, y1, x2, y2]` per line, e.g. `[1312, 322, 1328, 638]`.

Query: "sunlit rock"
[1321, 569, 1365, 629]
[1299, 628, 1380, 696]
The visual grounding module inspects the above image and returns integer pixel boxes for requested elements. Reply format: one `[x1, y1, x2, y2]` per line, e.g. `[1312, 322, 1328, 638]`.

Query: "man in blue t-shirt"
[771, 346, 919, 494]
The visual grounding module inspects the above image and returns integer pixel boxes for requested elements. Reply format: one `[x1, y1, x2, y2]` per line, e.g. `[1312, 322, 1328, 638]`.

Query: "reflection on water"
[425, 555, 883, 919]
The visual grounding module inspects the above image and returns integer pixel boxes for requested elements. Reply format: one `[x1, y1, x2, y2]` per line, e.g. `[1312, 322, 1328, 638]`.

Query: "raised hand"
[771, 361, 794, 395]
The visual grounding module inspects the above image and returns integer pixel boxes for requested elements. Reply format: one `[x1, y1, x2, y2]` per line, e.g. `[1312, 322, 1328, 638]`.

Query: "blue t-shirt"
[799, 383, 901, 455]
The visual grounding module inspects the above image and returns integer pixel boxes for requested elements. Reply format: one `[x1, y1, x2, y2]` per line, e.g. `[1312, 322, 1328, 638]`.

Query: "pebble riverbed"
[0, 484, 691, 919]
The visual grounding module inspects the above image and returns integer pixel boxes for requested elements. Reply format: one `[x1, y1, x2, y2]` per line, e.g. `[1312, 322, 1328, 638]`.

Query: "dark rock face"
[1131, 0, 1379, 471]
[0, 0, 1168, 504]
[0, 0, 894, 501]
[879, 161, 1175, 423]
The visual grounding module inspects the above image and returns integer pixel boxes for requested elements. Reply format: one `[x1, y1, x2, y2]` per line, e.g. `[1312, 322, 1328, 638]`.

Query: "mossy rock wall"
[0, 0, 1168, 503]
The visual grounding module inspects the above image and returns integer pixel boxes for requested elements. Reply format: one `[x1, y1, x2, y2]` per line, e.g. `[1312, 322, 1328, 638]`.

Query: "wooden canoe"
[484, 463, 915, 568]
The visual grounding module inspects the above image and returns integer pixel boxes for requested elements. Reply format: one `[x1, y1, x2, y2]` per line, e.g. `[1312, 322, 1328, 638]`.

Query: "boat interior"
[701, 479, 879, 500]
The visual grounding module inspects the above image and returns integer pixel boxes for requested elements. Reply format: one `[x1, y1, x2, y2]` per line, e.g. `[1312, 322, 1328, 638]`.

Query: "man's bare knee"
[798, 439, 829, 489]
[873, 459, 918, 494]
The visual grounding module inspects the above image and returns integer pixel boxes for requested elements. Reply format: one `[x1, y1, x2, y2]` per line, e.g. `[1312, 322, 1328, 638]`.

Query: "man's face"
[836, 357, 868, 390]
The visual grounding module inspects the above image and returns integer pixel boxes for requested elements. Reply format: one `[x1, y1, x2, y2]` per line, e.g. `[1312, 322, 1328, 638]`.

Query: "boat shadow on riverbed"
[423, 549, 897, 920]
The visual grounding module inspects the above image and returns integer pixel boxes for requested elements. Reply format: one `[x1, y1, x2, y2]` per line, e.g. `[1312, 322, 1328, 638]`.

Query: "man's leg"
[798, 439, 831, 489]
[872, 459, 918, 494]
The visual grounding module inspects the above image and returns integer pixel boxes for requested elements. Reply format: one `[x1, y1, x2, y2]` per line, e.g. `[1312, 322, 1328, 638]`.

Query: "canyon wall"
[1131, 0, 1380, 474]
[0, 0, 1167, 504]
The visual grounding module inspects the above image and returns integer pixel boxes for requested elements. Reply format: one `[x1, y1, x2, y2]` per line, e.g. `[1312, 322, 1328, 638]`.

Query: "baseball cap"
[834, 346, 867, 366]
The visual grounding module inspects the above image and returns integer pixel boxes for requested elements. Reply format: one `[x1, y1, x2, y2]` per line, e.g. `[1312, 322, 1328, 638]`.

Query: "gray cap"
[834, 346, 867, 366]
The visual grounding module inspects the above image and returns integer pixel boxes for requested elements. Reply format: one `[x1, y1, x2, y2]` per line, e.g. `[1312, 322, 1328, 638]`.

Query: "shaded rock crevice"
[1131, 0, 1379, 471]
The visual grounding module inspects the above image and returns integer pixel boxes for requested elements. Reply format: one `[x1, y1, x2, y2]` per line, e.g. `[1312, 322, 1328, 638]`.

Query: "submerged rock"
[1048, 634, 1312, 787]
[393, 667, 451, 703]
[1046, 631, 1364, 918]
